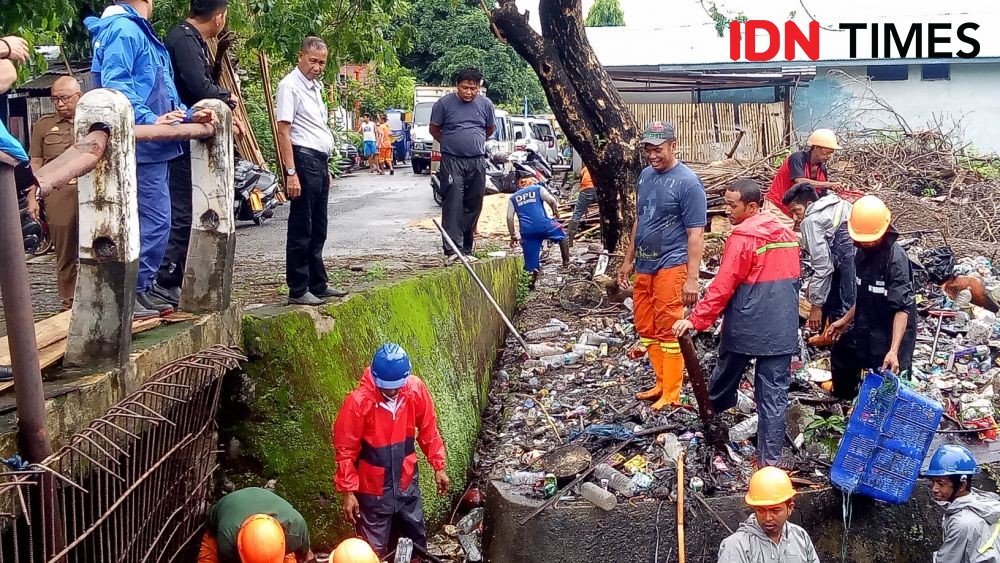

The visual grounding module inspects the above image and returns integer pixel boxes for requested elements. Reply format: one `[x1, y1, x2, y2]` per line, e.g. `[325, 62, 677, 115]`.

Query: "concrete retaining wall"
[232, 259, 522, 549]
[486, 480, 945, 562]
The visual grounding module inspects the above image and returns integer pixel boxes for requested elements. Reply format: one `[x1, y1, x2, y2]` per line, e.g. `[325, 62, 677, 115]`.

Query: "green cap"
[641, 121, 676, 145]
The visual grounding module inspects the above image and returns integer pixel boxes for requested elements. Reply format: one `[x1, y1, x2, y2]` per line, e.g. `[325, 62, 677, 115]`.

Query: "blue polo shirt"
[634, 162, 707, 274]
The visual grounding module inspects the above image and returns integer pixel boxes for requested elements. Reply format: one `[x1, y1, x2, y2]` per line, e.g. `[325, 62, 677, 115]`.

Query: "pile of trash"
[470, 246, 830, 522]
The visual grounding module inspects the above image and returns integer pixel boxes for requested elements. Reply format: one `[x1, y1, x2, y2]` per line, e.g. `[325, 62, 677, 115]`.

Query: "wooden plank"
[0, 311, 72, 365]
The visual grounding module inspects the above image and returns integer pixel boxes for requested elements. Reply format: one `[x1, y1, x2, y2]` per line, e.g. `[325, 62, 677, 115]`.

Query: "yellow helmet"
[848, 195, 892, 243]
[807, 128, 841, 150]
[745, 466, 795, 507]
[332, 538, 380, 563]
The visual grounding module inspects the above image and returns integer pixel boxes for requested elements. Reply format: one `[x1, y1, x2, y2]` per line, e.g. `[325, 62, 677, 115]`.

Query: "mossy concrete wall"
[235, 259, 522, 549]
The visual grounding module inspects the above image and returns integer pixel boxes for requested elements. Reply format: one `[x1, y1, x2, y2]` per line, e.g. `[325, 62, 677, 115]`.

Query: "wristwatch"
[285, 167, 296, 177]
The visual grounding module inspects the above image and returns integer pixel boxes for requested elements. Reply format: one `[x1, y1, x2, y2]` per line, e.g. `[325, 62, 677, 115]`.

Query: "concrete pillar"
[179, 100, 234, 313]
[64, 89, 138, 370]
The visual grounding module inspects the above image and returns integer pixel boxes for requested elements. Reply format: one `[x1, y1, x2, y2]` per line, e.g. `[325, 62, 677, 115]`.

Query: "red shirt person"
[333, 343, 449, 557]
[763, 128, 843, 228]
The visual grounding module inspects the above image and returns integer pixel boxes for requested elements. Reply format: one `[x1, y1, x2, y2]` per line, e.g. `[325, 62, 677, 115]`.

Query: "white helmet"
[807, 128, 841, 150]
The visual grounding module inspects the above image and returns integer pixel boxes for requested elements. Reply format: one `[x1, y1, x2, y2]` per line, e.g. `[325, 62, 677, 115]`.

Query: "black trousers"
[356, 480, 427, 557]
[285, 146, 330, 298]
[439, 154, 485, 255]
[156, 149, 192, 289]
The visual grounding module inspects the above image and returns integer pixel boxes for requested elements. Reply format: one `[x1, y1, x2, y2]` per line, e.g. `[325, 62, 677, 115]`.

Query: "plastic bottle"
[954, 288, 973, 311]
[524, 325, 563, 341]
[505, 471, 545, 485]
[526, 343, 564, 357]
[579, 482, 617, 511]
[535, 352, 584, 368]
[729, 414, 759, 443]
[735, 391, 756, 414]
[593, 463, 637, 497]
[572, 343, 600, 354]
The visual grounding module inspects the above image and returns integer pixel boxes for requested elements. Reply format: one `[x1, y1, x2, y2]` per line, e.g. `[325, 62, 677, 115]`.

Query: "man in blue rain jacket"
[86, 1, 216, 319]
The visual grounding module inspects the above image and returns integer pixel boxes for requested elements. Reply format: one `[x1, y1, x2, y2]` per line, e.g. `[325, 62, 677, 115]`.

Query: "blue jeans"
[710, 351, 792, 467]
[571, 188, 597, 222]
[136, 161, 171, 294]
[521, 223, 566, 272]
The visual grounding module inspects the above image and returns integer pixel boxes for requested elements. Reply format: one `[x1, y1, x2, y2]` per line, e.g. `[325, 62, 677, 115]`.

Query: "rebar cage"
[0, 345, 245, 563]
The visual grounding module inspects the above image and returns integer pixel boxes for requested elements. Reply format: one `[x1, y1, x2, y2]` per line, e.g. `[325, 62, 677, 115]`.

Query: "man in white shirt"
[276, 36, 347, 305]
[360, 113, 378, 173]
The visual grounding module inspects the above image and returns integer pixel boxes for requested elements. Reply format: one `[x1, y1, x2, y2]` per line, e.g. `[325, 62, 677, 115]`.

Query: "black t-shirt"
[164, 22, 234, 109]
[787, 149, 828, 181]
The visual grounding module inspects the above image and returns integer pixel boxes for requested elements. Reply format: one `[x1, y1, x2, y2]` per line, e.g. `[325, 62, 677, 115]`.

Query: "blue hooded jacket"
[85, 3, 187, 164]
[0, 121, 28, 163]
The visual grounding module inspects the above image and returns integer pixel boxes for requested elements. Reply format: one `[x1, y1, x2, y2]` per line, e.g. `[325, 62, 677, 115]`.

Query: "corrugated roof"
[12, 62, 93, 95]
[588, 13, 1000, 70]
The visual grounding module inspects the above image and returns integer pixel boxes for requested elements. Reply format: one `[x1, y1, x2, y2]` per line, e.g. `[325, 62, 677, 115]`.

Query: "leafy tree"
[341, 63, 416, 114]
[584, 0, 625, 27]
[402, 0, 547, 112]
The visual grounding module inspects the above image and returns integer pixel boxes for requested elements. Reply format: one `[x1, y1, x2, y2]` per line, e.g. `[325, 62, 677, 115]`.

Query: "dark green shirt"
[206, 488, 310, 563]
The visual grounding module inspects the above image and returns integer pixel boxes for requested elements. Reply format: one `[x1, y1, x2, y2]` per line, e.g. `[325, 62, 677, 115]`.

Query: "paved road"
[236, 167, 442, 259]
[0, 167, 444, 332]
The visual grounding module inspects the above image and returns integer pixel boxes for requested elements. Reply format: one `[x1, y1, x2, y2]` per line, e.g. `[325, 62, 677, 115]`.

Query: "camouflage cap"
[641, 121, 676, 145]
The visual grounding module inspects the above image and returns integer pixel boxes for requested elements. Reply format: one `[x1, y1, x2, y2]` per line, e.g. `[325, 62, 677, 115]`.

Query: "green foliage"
[705, 2, 748, 38]
[804, 414, 846, 458]
[402, 0, 547, 111]
[584, 0, 625, 27]
[341, 64, 416, 114]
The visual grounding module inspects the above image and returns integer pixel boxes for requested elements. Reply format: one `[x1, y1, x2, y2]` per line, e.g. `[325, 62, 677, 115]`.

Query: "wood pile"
[0, 311, 200, 394]
[207, 34, 268, 167]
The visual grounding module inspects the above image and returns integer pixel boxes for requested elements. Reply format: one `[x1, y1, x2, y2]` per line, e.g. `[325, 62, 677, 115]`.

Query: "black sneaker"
[314, 287, 348, 298]
[137, 292, 173, 316]
[288, 292, 327, 306]
[148, 282, 181, 308]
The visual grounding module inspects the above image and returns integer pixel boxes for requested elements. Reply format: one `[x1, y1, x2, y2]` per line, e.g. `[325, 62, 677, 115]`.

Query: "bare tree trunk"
[490, 0, 641, 252]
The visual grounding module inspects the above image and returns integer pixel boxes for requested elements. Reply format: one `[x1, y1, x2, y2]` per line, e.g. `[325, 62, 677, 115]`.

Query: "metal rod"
[0, 164, 52, 464]
[431, 218, 530, 354]
[677, 450, 686, 563]
[134, 123, 215, 143]
[35, 129, 109, 196]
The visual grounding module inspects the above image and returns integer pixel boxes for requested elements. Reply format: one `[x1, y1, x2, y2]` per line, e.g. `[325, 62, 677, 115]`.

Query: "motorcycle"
[17, 169, 51, 255]
[233, 158, 282, 225]
[513, 139, 553, 179]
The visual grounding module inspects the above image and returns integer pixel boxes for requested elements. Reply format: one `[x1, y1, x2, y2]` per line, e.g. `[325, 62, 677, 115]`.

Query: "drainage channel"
[458, 251, 953, 563]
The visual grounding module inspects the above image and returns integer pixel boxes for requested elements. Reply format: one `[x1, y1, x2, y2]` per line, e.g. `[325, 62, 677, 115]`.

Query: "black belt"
[440, 152, 486, 159]
[293, 145, 332, 162]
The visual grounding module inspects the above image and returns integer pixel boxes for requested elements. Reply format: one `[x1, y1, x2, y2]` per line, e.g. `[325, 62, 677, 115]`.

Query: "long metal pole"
[0, 164, 52, 463]
[432, 219, 530, 355]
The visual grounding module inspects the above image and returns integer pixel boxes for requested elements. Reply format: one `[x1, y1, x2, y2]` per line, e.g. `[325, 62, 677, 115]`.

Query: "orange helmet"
[745, 466, 795, 507]
[847, 195, 891, 243]
[236, 514, 286, 563]
[331, 537, 380, 563]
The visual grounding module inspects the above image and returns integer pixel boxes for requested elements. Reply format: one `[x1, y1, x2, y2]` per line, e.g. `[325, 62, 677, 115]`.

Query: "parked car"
[510, 116, 561, 165]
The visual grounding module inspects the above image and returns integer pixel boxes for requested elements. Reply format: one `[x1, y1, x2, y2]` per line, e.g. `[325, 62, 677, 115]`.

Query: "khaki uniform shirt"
[29, 114, 74, 166]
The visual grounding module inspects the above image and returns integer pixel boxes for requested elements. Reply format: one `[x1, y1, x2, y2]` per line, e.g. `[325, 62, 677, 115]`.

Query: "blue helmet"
[371, 343, 412, 390]
[923, 445, 979, 477]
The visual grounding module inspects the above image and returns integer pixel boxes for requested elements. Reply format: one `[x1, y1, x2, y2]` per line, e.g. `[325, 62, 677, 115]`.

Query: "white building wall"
[793, 62, 1000, 153]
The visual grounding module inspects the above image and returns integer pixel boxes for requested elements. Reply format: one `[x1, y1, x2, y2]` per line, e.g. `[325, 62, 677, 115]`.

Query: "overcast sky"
[513, 0, 1000, 31]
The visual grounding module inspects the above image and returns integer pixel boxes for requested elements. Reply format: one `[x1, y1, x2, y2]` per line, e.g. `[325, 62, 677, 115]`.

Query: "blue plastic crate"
[830, 370, 943, 504]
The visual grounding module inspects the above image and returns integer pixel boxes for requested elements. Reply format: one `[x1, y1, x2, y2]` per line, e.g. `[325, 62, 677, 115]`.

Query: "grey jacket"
[718, 516, 820, 563]
[935, 489, 1000, 563]
[800, 194, 852, 306]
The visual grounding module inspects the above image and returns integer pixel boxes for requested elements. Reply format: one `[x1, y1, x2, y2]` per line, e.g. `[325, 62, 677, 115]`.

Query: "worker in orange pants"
[618, 121, 707, 410]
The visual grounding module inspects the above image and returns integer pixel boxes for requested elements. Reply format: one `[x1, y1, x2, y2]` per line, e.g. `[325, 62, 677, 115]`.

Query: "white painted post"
[64, 89, 139, 369]
[179, 99, 234, 313]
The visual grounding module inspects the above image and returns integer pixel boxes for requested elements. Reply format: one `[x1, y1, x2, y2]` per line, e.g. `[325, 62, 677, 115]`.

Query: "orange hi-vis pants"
[633, 264, 687, 404]
[198, 532, 297, 563]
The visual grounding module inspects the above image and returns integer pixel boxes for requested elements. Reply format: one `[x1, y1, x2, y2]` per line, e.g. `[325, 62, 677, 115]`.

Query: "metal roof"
[10, 62, 93, 97]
